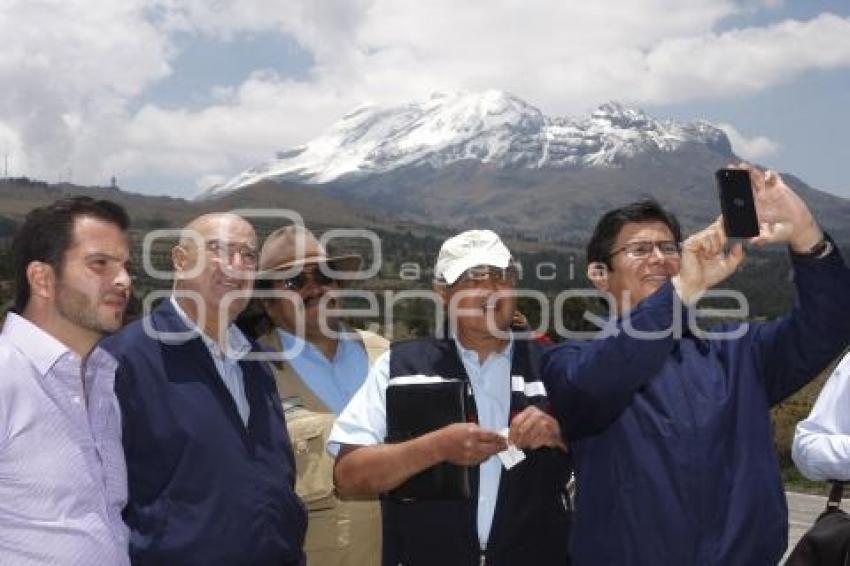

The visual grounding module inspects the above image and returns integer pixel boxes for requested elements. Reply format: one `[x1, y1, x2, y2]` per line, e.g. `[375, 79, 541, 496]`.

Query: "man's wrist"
[792, 235, 833, 259]
[428, 428, 448, 463]
[670, 275, 700, 305]
[789, 220, 823, 254]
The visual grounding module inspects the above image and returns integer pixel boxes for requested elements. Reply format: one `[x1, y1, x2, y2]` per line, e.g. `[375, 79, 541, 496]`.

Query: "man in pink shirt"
[0, 197, 132, 565]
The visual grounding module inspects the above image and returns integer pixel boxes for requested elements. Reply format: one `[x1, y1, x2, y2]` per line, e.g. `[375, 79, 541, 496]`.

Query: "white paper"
[497, 428, 526, 470]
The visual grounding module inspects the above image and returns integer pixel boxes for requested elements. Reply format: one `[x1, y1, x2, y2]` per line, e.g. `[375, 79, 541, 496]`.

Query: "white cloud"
[717, 123, 779, 160]
[0, 121, 28, 177]
[0, 0, 171, 183]
[150, 0, 368, 61]
[635, 13, 850, 103]
[2, 0, 850, 195]
[196, 173, 228, 193]
[104, 72, 358, 193]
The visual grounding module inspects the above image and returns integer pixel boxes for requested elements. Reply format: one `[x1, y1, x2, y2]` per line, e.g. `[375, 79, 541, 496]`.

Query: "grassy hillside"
[0, 176, 844, 491]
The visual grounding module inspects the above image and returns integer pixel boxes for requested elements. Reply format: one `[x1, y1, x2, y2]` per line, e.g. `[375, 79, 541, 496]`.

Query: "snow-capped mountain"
[211, 90, 731, 195]
[201, 90, 850, 244]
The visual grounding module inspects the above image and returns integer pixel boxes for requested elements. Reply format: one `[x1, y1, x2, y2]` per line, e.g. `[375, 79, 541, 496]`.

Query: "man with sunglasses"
[253, 225, 388, 566]
[543, 166, 850, 565]
[101, 213, 307, 565]
[328, 229, 572, 566]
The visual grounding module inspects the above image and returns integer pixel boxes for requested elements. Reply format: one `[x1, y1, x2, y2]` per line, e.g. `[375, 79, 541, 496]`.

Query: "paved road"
[783, 490, 829, 564]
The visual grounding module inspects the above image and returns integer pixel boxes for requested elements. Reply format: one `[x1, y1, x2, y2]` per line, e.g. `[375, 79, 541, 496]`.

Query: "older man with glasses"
[250, 224, 389, 566]
[101, 213, 307, 566]
[543, 166, 850, 566]
[328, 229, 572, 566]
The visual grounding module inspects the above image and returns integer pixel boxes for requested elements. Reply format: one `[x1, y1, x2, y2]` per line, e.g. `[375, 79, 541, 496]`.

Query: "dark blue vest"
[383, 337, 572, 566]
[101, 300, 307, 565]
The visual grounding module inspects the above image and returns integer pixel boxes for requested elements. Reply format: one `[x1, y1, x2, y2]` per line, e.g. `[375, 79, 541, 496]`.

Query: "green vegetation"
[782, 466, 832, 496]
[0, 180, 843, 492]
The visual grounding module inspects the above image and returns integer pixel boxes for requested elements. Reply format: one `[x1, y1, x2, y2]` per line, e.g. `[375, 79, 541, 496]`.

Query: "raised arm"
[542, 283, 678, 439]
[737, 165, 850, 403]
[544, 218, 745, 439]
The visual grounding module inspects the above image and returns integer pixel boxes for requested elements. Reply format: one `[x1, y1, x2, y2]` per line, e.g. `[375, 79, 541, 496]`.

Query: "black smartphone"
[715, 168, 759, 238]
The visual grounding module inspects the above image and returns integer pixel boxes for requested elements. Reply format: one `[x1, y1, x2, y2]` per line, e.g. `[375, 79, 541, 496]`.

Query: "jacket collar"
[149, 298, 198, 343]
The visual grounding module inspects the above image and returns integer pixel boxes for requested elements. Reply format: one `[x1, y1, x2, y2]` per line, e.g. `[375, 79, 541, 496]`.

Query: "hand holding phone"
[715, 168, 759, 238]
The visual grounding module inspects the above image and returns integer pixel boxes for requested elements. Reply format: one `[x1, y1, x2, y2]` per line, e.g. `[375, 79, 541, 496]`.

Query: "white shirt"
[170, 297, 252, 425]
[327, 337, 513, 549]
[792, 352, 850, 480]
[0, 313, 129, 566]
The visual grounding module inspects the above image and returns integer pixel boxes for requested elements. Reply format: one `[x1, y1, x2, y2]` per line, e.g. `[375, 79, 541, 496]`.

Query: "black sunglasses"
[281, 270, 335, 291]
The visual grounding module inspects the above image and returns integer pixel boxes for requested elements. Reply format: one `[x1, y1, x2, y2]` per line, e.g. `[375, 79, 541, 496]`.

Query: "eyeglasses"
[452, 265, 517, 286]
[608, 240, 681, 260]
[281, 269, 335, 291]
[204, 239, 259, 267]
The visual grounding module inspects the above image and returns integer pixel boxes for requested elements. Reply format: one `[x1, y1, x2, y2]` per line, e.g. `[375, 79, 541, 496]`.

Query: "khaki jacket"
[258, 328, 388, 566]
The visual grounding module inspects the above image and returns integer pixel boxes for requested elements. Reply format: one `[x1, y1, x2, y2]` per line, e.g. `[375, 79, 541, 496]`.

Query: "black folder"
[385, 377, 472, 501]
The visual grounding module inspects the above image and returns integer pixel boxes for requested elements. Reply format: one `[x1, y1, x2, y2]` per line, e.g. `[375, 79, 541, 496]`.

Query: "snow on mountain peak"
[592, 101, 651, 126]
[212, 90, 731, 195]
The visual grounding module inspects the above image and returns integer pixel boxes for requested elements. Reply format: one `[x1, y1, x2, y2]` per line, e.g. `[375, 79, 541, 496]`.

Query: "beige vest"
[259, 328, 388, 566]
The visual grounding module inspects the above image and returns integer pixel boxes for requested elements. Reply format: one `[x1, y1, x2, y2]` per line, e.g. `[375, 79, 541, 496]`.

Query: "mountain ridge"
[204, 90, 849, 244]
[209, 90, 732, 195]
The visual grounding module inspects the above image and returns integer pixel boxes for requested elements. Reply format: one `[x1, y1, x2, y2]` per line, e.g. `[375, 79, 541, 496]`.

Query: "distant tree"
[0, 215, 16, 238]
[139, 215, 171, 230]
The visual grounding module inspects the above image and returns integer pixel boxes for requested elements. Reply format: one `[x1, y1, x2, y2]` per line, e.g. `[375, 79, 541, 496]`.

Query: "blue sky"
[0, 0, 848, 198]
[139, 31, 314, 112]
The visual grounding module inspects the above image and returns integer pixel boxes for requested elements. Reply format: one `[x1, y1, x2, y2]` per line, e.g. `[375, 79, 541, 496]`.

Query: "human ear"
[172, 245, 191, 273]
[586, 262, 609, 292]
[26, 261, 56, 301]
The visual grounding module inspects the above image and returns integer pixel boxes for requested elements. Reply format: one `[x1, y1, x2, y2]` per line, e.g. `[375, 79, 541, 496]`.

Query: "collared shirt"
[455, 337, 513, 549]
[328, 336, 513, 548]
[277, 326, 370, 415]
[792, 352, 850, 480]
[102, 298, 307, 564]
[542, 243, 850, 566]
[0, 313, 129, 566]
[170, 296, 252, 424]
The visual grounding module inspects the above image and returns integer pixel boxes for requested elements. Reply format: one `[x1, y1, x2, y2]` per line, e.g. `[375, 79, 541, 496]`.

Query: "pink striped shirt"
[0, 313, 129, 565]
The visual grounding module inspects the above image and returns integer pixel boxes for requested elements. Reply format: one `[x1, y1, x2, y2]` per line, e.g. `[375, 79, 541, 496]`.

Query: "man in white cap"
[328, 229, 572, 566]
[253, 225, 388, 566]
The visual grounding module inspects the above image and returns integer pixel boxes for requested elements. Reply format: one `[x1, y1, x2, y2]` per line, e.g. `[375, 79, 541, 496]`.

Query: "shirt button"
[71, 396, 81, 404]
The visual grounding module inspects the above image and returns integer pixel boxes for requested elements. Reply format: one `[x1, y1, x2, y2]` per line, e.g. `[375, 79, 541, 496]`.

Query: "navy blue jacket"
[383, 337, 572, 566]
[101, 300, 307, 565]
[543, 246, 850, 565]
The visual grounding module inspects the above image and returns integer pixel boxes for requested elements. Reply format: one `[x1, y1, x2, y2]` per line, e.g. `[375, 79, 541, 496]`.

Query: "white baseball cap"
[434, 229, 512, 285]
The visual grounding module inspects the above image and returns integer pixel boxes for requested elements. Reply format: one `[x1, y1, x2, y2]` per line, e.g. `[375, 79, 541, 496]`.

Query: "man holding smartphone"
[543, 165, 850, 565]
